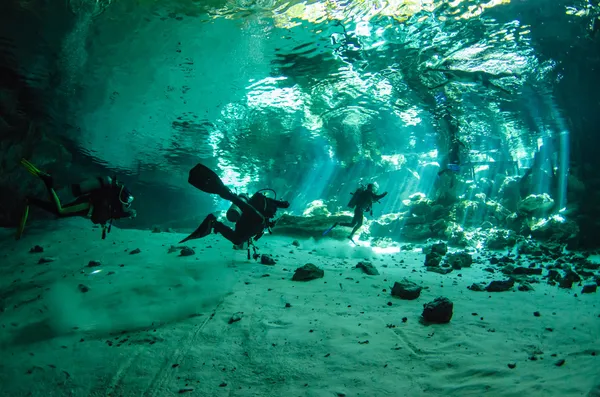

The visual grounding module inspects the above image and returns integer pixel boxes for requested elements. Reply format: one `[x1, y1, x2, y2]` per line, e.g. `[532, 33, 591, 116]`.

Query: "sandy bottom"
[0, 218, 599, 397]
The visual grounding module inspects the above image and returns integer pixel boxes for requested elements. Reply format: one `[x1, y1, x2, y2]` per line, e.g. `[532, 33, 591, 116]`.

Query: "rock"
[403, 195, 434, 217]
[444, 222, 469, 247]
[180, 247, 195, 257]
[129, 248, 141, 255]
[422, 297, 453, 324]
[292, 240, 300, 247]
[292, 263, 324, 281]
[430, 219, 447, 235]
[547, 269, 560, 282]
[518, 282, 534, 291]
[302, 200, 331, 217]
[456, 200, 483, 226]
[530, 217, 579, 243]
[424, 252, 443, 267]
[582, 284, 597, 294]
[427, 267, 453, 275]
[423, 242, 448, 256]
[38, 257, 55, 264]
[501, 265, 516, 275]
[518, 194, 555, 216]
[445, 252, 472, 269]
[401, 222, 435, 241]
[228, 312, 243, 324]
[559, 269, 580, 289]
[480, 221, 493, 230]
[582, 260, 600, 270]
[275, 214, 351, 240]
[486, 230, 517, 249]
[260, 254, 276, 265]
[485, 279, 515, 292]
[29, 245, 43, 253]
[355, 261, 379, 275]
[391, 279, 422, 300]
[78, 284, 89, 293]
[468, 283, 485, 291]
[516, 240, 543, 256]
[512, 267, 542, 275]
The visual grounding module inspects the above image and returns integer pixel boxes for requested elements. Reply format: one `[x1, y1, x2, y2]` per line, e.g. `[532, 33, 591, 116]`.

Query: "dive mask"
[119, 185, 134, 208]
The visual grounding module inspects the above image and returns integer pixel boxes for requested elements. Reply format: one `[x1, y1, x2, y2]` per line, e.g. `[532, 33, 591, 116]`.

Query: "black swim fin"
[322, 222, 338, 236]
[188, 163, 233, 200]
[15, 204, 29, 240]
[179, 214, 216, 243]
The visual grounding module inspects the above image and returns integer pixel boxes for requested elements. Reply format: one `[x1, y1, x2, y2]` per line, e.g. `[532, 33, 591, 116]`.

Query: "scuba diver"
[179, 163, 290, 259]
[324, 184, 387, 242]
[437, 136, 467, 177]
[16, 159, 136, 240]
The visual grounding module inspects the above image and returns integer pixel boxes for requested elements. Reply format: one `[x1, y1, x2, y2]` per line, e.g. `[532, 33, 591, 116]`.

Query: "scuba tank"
[347, 185, 366, 209]
[72, 176, 112, 197]
[226, 193, 249, 222]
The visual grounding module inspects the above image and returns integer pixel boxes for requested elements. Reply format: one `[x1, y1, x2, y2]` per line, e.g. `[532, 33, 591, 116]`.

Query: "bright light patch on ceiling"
[303, 107, 323, 131]
[246, 76, 287, 90]
[218, 161, 252, 191]
[375, 79, 392, 100]
[247, 86, 304, 112]
[355, 21, 372, 37]
[342, 112, 365, 126]
[215, 0, 510, 25]
[394, 106, 422, 126]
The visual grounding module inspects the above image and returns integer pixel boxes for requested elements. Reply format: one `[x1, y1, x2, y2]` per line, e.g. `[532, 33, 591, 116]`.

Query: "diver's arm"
[275, 199, 290, 209]
[373, 192, 388, 201]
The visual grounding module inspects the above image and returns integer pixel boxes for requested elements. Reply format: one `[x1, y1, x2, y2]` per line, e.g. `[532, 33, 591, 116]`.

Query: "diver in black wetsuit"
[180, 163, 290, 249]
[326, 184, 387, 240]
[17, 158, 136, 240]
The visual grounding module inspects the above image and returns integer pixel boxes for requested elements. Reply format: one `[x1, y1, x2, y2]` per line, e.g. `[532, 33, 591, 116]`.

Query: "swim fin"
[20, 159, 53, 187]
[15, 204, 29, 240]
[188, 163, 233, 200]
[179, 214, 216, 243]
[322, 222, 338, 236]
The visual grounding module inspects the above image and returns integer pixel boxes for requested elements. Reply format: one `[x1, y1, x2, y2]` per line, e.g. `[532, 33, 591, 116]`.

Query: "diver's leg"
[60, 197, 91, 216]
[179, 214, 217, 243]
[340, 208, 361, 228]
[214, 222, 247, 246]
[348, 211, 364, 238]
[27, 197, 60, 216]
[29, 196, 89, 218]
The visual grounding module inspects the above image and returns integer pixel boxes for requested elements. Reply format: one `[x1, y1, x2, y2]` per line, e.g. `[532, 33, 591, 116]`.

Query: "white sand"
[0, 218, 599, 397]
